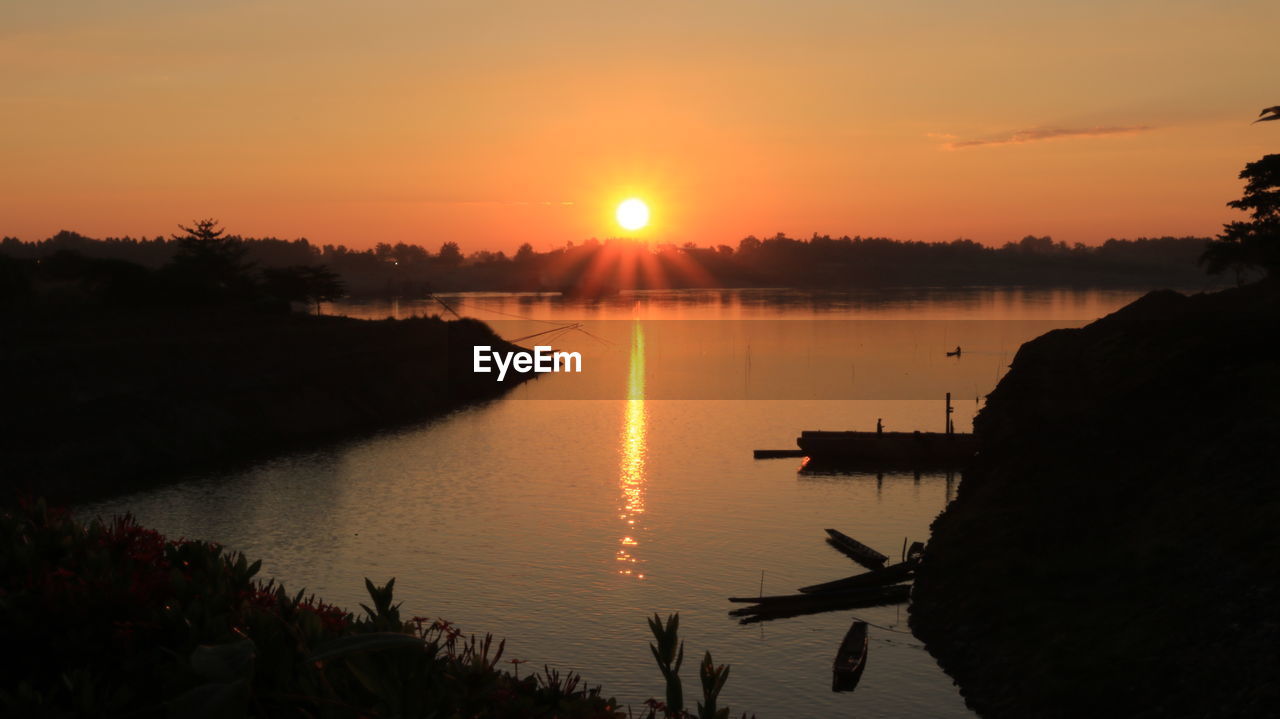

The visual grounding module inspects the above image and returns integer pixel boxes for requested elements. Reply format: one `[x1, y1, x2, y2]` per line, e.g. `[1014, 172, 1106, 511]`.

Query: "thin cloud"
[939, 125, 1154, 150]
[415, 199, 575, 206]
[341, 196, 576, 206]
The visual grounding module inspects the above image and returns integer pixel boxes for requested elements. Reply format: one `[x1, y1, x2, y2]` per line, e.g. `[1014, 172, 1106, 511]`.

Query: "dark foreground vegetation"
[911, 278, 1280, 717]
[2, 230, 1218, 296]
[0, 500, 747, 718]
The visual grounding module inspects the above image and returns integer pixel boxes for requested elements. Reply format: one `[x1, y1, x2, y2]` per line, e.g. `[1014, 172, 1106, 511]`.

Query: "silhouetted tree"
[262, 264, 346, 314]
[514, 242, 535, 263]
[1201, 154, 1280, 280]
[437, 241, 463, 267]
[168, 219, 254, 293]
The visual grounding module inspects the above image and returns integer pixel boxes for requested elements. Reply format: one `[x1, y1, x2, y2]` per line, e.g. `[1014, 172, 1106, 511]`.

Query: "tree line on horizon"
[0, 229, 1224, 299]
[0, 219, 345, 312]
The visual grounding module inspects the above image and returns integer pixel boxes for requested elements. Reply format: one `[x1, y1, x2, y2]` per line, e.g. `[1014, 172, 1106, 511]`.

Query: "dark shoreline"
[1, 308, 535, 505]
[910, 279, 1280, 717]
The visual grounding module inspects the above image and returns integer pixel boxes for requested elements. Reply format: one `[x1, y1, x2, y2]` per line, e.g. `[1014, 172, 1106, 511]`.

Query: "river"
[79, 287, 1148, 718]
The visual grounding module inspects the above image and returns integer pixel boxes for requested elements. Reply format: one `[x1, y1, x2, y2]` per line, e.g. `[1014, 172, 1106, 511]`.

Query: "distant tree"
[514, 242, 535, 263]
[469, 250, 506, 263]
[1201, 154, 1280, 280]
[262, 264, 346, 314]
[1017, 235, 1056, 254]
[437, 241, 463, 266]
[168, 219, 254, 292]
[392, 242, 429, 265]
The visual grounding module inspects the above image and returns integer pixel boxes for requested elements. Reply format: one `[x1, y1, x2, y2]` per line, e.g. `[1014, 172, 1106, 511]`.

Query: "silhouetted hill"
[911, 279, 1280, 717]
[0, 307, 535, 504]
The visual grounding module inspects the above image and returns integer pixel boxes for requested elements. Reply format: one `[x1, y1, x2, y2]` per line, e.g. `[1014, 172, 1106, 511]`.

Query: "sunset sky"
[3, 1, 1278, 253]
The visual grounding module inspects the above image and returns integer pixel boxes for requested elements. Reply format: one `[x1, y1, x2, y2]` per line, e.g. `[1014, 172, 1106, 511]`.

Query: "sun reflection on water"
[617, 321, 647, 579]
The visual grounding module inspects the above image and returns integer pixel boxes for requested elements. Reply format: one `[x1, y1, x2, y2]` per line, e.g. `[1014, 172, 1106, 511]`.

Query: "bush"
[0, 498, 620, 718]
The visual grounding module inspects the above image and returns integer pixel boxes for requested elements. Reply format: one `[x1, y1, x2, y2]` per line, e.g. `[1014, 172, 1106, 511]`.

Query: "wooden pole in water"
[945, 392, 953, 435]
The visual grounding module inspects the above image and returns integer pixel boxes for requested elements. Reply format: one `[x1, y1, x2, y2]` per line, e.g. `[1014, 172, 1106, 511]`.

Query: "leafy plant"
[647, 613, 685, 714]
[696, 651, 731, 719]
[643, 613, 750, 719]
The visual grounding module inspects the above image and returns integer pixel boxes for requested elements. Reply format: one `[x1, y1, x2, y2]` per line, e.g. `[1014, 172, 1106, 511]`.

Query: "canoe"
[728, 584, 910, 624]
[824, 528, 889, 569]
[733, 587, 909, 624]
[797, 561, 914, 593]
[832, 620, 869, 692]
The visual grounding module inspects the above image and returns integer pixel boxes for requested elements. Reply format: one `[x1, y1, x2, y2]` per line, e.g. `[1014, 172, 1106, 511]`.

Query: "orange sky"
[2, 1, 1278, 253]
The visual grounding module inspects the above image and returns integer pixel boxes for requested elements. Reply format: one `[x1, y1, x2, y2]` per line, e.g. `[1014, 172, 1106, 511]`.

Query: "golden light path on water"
[617, 320, 647, 579]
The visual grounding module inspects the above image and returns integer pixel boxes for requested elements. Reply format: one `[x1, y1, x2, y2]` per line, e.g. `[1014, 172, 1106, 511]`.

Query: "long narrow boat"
[729, 581, 908, 604]
[797, 561, 915, 594]
[832, 620, 869, 692]
[732, 586, 910, 624]
[728, 584, 910, 618]
[825, 528, 889, 569]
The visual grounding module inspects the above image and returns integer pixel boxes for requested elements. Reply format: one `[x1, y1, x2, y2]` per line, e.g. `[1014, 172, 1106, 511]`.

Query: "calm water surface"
[81, 288, 1146, 718]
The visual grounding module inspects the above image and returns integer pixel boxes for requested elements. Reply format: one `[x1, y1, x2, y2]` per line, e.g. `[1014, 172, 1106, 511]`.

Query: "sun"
[616, 198, 650, 232]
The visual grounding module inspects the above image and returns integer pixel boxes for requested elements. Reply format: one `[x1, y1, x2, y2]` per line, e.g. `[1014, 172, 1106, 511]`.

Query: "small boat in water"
[906, 541, 926, 564]
[798, 561, 914, 594]
[727, 584, 909, 624]
[832, 620, 869, 692]
[825, 528, 889, 569]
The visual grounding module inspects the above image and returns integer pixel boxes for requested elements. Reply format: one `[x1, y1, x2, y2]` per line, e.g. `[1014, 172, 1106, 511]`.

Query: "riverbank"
[1, 307, 535, 504]
[911, 279, 1280, 717]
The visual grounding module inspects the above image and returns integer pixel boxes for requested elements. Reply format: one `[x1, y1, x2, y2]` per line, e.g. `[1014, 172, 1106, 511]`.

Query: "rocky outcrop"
[911, 279, 1280, 718]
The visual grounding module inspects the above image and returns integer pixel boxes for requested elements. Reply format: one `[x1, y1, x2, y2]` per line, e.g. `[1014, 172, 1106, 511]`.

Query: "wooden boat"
[906, 541, 926, 564]
[752, 448, 806, 459]
[798, 430, 976, 468]
[728, 584, 910, 623]
[946, 346, 962, 357]
[832, 620, 869, 692]
[728, 583, 904, 604]
[797, 561, 914, 594]
[732, 588, 909, 624]
[824, 528, 888, 569]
